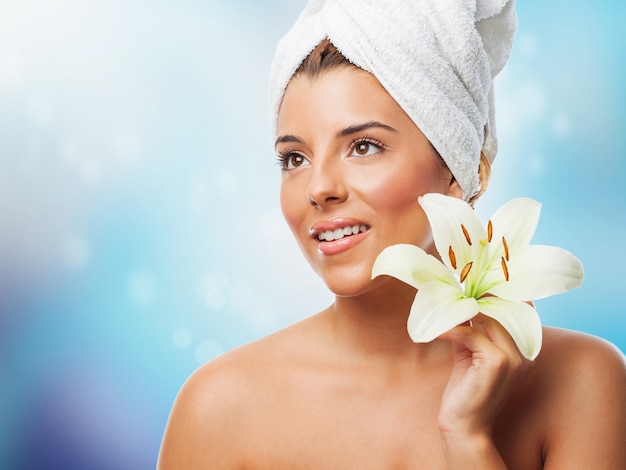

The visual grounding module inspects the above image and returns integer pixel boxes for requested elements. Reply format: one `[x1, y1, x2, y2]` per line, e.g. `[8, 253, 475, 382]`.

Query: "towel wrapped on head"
[268, 0, 517, 200]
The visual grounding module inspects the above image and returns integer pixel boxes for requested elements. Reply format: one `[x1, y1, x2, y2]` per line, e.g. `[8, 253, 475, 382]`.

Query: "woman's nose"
[306, 158, 348, 209]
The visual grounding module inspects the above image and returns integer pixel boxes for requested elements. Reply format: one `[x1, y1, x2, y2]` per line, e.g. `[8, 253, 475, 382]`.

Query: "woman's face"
[276, 67, 461, 297]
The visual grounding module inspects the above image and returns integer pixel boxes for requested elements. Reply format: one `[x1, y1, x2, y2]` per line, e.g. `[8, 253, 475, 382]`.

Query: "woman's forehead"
[277, 68, 410, 133]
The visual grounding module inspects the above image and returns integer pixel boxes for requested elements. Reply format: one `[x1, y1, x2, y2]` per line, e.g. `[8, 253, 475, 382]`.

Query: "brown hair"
[294, 38, 353, 78]
[295, 38, 492, 202]
[469, 150, 491, 205]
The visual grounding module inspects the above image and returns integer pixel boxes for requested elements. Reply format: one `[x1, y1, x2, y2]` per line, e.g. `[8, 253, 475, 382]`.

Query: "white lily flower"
[371, 193, 584, 360]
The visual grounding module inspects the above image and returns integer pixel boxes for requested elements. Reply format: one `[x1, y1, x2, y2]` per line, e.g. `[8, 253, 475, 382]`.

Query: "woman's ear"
[446, 177, 464, 200]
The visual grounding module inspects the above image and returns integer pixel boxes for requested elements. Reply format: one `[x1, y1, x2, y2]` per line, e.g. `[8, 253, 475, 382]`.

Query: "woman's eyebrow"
[275, 134, 304, 147]
[337, 121, 397, 137]
[275, 121, 396, 148]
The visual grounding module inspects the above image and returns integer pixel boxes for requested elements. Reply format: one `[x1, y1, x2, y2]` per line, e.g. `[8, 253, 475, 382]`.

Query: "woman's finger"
[438, 323, 502, 359]
[472, 313, 533, 369]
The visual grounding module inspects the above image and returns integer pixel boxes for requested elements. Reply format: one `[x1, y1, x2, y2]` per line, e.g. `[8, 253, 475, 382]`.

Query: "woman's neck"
[322, 279, 451, 371]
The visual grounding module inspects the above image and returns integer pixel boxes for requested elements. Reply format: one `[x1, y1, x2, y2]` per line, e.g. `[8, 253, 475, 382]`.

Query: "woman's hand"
[437, 314, 534, 469]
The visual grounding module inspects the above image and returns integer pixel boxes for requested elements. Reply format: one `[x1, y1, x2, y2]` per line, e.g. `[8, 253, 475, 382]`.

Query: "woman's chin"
[318, 272, 388, 299]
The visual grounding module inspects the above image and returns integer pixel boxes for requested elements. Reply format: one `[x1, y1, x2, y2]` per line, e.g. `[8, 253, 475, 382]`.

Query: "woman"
[159, 1, 626, 468]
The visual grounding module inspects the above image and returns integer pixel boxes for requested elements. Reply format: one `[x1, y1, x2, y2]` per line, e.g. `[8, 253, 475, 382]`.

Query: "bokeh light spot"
[172, 328, 193, 349]
[200, 270, 228, 311]
[517, 33, 538, 59]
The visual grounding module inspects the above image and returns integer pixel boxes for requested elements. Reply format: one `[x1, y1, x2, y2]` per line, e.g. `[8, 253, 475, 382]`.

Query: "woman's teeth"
[318, 224, 369, 242]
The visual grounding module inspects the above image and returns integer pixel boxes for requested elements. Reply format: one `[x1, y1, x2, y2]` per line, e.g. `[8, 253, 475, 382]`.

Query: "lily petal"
[490, 198, 541, 253]
[488, 245, 584, 301]
[408, 281, 479, 343]
[477, 297, 543, 360]
[372, 244, 458, 289]
[418, 193, 486, 273]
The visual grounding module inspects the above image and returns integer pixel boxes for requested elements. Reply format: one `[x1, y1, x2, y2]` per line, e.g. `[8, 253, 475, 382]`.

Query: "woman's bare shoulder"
[171, 314, 321, 414]
[530, 327, 626, 467]
[533, 326, 625, 402]
[158, 314, 324, 469]
[539, 326, 625, 373]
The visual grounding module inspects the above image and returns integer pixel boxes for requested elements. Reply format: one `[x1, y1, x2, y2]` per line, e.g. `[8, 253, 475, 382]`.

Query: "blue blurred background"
[1, 0, 624, 468]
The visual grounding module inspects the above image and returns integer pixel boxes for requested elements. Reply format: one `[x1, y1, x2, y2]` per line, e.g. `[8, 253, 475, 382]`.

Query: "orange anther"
[502, 236, 509, 261]
[461, 224, 472, 246]
[448, 245, 457, 270]
[487, 220, 493, 243]
[460, 261, 473, 283]
[501, 257, 509, 282]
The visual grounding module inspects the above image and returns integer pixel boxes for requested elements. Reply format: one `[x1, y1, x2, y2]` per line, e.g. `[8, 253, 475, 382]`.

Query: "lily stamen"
[460, 261, 473, 283]
[487, 220, 493, 242]
[448, 246, 457, 270]
[501, 256, 509, 281]
[461, 224, 472, 245]
[502, 236, 510, 261]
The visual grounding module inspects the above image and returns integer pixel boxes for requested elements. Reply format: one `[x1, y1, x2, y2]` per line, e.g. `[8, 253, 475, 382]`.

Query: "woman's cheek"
[357, 167, 429, 209]
[279, 181, 302, 233]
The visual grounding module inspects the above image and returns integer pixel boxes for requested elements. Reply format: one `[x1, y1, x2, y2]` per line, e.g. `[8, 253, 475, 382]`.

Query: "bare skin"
[158, 316, 626, 469]
[158, 68, 626, 468]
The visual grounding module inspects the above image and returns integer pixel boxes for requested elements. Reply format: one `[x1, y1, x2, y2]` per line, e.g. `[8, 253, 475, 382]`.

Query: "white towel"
[268, 0, 517, 200]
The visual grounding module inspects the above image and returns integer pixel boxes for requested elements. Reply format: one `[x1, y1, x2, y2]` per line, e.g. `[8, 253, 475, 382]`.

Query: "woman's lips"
[309, 218, 371, 256]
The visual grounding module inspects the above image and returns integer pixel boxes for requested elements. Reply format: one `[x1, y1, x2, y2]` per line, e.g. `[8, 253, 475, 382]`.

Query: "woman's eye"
[351, 141, 382, 157]
[280, 152, 310, 170]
